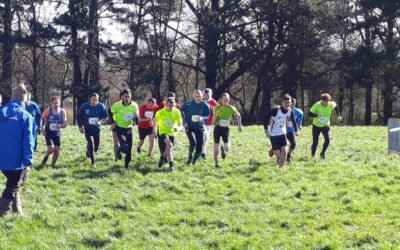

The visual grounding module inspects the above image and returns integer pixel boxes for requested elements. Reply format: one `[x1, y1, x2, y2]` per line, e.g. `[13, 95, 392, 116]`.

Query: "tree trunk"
[364, 83, 372, 125]
[348, 87, 354, 125]
[128, 0, 144, 90]
[0, 0, 14, 103]
[84, 0, 100, 88]
[204, 0, 219, 90]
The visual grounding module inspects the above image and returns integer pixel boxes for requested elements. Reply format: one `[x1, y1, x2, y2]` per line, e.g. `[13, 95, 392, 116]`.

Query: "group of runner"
[264, 93, 342, 167]
[2, 88, 342, 171]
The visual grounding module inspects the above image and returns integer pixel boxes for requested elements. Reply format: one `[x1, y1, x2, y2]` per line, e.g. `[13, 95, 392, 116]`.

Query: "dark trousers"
[85, 131, 100, 164]
[186, 128, 204, 154]
[2, 170, 23, 199]
[311, 125, 330, 156]
[116, 126, 133, 167]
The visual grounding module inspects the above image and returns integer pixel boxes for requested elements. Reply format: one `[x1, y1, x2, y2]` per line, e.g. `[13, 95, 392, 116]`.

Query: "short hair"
[121, 89, 131, 95]
[166, 92, 175, 98]
[89, 93, 99, 99]
[147, 98, 156, 104]
[193, 89, 203, 96]
[51, 96, 60, 103]
[292, 97, 297, 106]
[321, 93, 331, 101]
[281, 94, 291, 102]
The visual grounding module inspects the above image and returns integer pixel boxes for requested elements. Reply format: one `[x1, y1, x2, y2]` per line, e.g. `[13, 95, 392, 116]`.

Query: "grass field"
[0, 125, 399, 249]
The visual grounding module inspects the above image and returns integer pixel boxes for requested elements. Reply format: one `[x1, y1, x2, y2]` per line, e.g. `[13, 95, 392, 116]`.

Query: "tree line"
[0, 0, 399, 125]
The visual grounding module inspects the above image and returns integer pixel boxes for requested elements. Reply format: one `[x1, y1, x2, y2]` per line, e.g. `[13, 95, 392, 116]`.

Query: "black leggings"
[186, 128, 204, 154]
[85, 131, 100, 164]
[311, 125, 330, 156]
[2, 170, 23, 199]
[116, 126, 133, 167]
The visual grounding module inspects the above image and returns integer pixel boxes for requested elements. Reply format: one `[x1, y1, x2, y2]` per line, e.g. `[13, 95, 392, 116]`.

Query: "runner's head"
[11, 84, 28, 104]
[51, 96, 61, 109]
[193, 90, 203, 103]
[281, 94, 292, 110]
[166, 97, 175, 110]
[203, 88, 212, 102]
[320, 93, 331, 106]
[166, 92, 176, 101]
[219, 92, 230, 106]
[89, 93, 99, 106]
[146, 98, 156, 109]
[121, 89, 132, 104]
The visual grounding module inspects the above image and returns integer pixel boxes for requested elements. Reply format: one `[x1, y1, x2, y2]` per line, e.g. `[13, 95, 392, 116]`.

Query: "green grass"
[1, 126, 400, 249]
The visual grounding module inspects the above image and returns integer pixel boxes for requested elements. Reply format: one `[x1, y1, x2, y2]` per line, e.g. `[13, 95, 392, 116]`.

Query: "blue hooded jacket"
[0, 100, 35, 170]
[26, 100, 42, 131]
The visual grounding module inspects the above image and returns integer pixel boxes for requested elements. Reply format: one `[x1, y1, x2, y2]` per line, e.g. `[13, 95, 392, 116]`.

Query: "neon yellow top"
[155, 108, 182, 136]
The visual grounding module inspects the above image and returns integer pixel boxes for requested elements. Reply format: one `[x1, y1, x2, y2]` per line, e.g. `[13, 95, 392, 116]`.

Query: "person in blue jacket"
[286, 98, 304, 163]
[0, 84, 35, 216]
[180, 90, 210, 165]
[25, 92, 42, 152]
[77, 93, 108, 167]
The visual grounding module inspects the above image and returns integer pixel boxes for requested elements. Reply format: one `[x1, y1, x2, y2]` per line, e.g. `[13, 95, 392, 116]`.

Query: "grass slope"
[0, 126, 399, 249]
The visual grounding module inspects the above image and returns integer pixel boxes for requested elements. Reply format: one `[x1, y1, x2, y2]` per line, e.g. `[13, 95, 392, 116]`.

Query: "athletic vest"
[269, 107, 292, 136]
[45, 107, 63, 137]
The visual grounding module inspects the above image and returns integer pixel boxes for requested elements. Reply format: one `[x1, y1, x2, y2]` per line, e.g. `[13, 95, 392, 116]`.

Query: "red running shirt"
[205, 98, 218, 126]
[139, 103, 159, 129]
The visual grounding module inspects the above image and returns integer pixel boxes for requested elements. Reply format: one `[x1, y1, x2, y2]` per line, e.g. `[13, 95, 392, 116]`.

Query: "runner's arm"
[35, 105, 43, 130]
[201, 103, 210, 122]
[308, 110, 318, 118]
[61, 109, 68, 128]
[290, 111, 298, 133]
[76, 104, 85, 128]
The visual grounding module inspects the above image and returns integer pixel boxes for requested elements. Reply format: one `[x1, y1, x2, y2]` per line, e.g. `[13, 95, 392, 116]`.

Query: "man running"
[77, 93, 108, 167]
[0, 84, 35, 216]
[137, 98, 158, 156]
[212, 93, 242, 168]
[201, 88, 218, 159]
[40, 97, 67, 167]
[264, 94, 298, 168]
[155, 98, 183, 170]
[308, 93, 342, 159]
[180, 90, 210, 165]
[110, 89, 139, 169]
[25, 93, 42, 152]
[286, 98, 304, 163]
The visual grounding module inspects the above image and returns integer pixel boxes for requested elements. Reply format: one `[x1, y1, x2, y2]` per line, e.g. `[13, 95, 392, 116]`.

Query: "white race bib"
[89, 117, 99, 125]
[49, 123, 60, 131]
[277, 119, 285, 127]
[219, 119, 230, 127]
[123, 113, 134, 122]
[191, 115, 201, 122]
[318, 115, 327, 123]
[164, 120, 174, 127]
[144, 111, 154, 119]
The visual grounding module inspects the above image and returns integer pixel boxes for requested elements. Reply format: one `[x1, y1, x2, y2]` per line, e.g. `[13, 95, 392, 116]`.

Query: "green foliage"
[0, 126, 399, 248]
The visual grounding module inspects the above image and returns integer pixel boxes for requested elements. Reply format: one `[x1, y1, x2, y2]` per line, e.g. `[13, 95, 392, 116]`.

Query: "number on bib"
[164, 120, 174, 127]
[89, 117, 99, 125]
[191, 115, 201, 122]
[219, 119, 230, 127]
[49, 123, 60, 131]
[144, 111, 154, 118]
[123, 113, 134, 121]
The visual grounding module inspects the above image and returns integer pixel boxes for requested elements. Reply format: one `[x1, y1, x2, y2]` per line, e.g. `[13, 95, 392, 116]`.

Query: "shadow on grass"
[130, 160, 168, 175]
[72, 164, 125, 179]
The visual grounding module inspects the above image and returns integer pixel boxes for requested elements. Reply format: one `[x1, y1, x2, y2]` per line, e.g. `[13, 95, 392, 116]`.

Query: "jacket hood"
[0, 100, 25, 121]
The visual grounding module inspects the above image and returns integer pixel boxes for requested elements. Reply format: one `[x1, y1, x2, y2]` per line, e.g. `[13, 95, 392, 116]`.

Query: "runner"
[201, 88, 218, 159]
[40, 96, 68, 167]
[137, 98, 158, 156]
[111, 92, 124, 161]
[264, 94, 298, 168]
[308, 93, 342, 159]
[25, 93, 42, 152]
[212, 93, 242, 168]
[180, 90, 210, 165]
[77, 93, 108, 167]
[286, 98, 304, 163]
[110, 89, 139, 169]
[154, 97, 183, 170]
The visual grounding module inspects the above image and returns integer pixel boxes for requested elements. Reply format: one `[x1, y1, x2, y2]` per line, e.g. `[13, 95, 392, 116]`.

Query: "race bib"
[164, 120, 174, 127]
[144, 111, 154, 118]
[277, 119, 285, 127]
[191, 115, 201, 122]
[89, 117, 99, 125]
[49, 123, 60, 131]
[123, 113, 134, 122]
[318, 115, 327, 123]
[219, 119, 230, 127]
